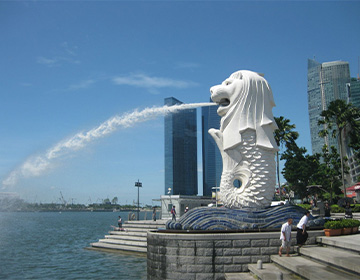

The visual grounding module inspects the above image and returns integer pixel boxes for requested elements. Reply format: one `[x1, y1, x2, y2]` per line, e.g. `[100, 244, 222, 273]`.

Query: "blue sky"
[1, 1, 359, 206]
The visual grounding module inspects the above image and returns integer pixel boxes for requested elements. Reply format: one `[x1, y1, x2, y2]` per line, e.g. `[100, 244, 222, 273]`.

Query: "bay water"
[0, 211, 149, 279]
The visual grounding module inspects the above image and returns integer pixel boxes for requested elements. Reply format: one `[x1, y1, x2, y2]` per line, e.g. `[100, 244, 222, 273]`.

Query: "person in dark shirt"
[344, 202, 353, 219]
[324, 202, 331, 218]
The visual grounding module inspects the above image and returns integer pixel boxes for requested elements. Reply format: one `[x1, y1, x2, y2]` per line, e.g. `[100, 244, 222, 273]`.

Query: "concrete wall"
[147, 230, 324, 280]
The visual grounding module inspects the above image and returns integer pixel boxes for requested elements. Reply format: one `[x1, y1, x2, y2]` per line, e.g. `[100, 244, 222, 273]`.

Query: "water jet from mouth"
[2, 102, 217, 188]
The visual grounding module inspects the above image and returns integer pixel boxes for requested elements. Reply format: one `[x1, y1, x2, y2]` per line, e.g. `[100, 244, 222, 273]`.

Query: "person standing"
[344, 202, 353, 219]
[171, 205, 176, 222]
[152, 207, 157, 221]
[296, 211, 310, 246]
[324, 202, 331, 218]
[279, 218, 293, 257]
[117, 216, 122, 229]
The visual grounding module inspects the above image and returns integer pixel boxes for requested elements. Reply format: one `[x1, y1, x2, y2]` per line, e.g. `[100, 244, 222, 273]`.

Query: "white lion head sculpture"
[210, 70, 278, 151]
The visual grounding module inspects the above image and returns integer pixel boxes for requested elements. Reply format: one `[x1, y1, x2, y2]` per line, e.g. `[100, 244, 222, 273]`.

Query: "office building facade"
[347, 78, 360, 183]
[307, 59, 351, 155]
[164, 97, 198, 196]
[348, 78, 360, 109]
[201, 103, 222, 197]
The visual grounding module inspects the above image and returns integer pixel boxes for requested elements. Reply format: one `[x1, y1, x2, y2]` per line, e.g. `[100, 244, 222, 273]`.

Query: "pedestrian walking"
[279, 218, 293, 257]
[296, 211, 310, 246]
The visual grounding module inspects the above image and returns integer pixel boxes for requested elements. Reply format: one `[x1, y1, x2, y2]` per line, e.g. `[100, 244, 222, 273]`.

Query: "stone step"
[98, 238, 147, 248]
[119, 227, 154, 232]
[316, 233, 360, 253]
[271, 255, 360, 280]
[105, 234, 147, 242]
[248, 263, 303, 280]
[90, 242, 147, 253]
[108, 230, 147, 237]
[225, 272, 256, 280]
[123, 224, 160, 229]
[91, 219, 166, 253]
[126, 219, 167, 225]
[300, 245, 360, 275]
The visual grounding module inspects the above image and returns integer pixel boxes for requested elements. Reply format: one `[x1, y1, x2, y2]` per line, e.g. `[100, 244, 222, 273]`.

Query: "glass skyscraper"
[307, 59, 350, 155]
[201, 102, 222, 197]
[164, 97, 198, 196]
[348, 78, 360, 109]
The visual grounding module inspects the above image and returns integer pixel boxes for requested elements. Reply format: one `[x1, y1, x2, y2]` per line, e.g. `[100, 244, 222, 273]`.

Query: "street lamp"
[212, 186, 220, 207]
[135, 180, 142, 221]
[167, 187, 172, 212]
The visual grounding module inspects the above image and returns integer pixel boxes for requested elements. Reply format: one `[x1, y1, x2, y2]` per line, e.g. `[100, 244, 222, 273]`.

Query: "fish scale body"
[219, 130, 276, 208]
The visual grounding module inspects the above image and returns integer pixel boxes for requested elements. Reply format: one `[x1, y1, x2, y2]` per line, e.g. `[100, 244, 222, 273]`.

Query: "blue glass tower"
[307, 59, 350, 155]
[201, 103, 222, 197]
[164, 97, 198, 195]
[349, 78, 360, 109]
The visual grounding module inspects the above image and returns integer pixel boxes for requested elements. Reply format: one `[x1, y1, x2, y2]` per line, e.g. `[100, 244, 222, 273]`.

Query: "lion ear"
[257, 72, 265, 77]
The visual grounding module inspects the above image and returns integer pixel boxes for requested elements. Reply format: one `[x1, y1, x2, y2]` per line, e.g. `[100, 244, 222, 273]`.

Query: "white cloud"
[112, 73, 198, 90]
[37, 56, 59, 67]
[37, 42, 80, 67]
[68, 79, 95, 90]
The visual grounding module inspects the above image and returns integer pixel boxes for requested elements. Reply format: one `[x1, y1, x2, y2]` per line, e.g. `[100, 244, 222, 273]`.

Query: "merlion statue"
[209, 70, 278, 208]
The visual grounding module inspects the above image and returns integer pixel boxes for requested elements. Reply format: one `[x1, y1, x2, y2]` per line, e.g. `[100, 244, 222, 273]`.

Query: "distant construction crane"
[60, 191, 67, 206]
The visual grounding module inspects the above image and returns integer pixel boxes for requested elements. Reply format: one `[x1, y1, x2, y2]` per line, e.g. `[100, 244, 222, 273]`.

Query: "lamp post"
[167, 187, 172, 214]
[212, 186, 220, 207]
[135, 180, 142, 221]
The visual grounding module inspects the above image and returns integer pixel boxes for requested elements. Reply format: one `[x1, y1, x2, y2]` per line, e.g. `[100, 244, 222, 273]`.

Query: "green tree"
[112, 197, 118, 205]
[316, 145, 344, 202]
[274, 116, 299, 193]
[318, 99, 360, 196]
[281, 145, 320, 200]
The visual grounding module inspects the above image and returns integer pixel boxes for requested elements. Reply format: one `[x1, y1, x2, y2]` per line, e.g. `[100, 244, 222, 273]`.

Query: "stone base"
[147, 230, 324, 280]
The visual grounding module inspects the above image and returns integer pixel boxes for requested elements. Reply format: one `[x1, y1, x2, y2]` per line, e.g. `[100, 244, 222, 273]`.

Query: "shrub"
[330, 204, 345, 213]
[297, 204, 311, 211]
[324, 220, 343, 229]
[341, 219, 354, 228]
[353, 204, 360, 212]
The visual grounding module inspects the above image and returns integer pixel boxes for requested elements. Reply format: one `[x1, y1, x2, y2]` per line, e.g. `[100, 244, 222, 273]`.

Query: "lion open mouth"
[219, 98, 230, 107]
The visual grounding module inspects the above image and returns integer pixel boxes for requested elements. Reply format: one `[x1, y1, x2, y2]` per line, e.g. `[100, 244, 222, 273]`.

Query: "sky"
[1, 1, 360, 206]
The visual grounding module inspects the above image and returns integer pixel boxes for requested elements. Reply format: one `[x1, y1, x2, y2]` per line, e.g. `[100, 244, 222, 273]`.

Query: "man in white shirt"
[279, 218, 293, 257]
[296, 211, 310, 246]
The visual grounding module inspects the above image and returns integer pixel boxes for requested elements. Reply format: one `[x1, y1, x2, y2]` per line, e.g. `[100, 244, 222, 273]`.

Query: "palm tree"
[318, 99, 360, 197]
[274, 116, 299, 196]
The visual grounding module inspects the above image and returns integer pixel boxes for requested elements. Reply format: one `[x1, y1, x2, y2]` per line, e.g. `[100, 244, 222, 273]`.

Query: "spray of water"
[2, 102, 216, 188]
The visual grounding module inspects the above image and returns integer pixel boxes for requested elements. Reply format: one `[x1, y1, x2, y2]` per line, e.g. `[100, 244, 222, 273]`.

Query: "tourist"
[296, 211, 310, 247]
[279, 218, 293, 257]
[171, 205, 176, 222]
[344, 202, 353, 219]
[324, 202, 331, 218]
[118, 216, 122, 228]
[152, 207, 156, 221]
[184, 206, 189, 213]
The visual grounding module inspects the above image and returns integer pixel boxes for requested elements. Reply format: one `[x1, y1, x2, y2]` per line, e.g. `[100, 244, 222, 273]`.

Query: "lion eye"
[225, 81, 232, 86]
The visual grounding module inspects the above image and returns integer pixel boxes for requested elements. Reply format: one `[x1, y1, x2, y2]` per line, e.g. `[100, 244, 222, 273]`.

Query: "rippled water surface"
[0, 212, 147, 279]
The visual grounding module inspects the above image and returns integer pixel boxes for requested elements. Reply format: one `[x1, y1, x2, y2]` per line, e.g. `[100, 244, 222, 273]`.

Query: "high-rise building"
[348, 78, 360, 109]
[307, 59, 351, 155]
[201, 103, 222, 197]
[347, 77, 360, 183]
[164, 97, 198, 196]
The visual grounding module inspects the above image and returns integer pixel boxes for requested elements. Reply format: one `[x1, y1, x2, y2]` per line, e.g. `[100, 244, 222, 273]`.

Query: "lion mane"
[212, 70, 278, 151]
